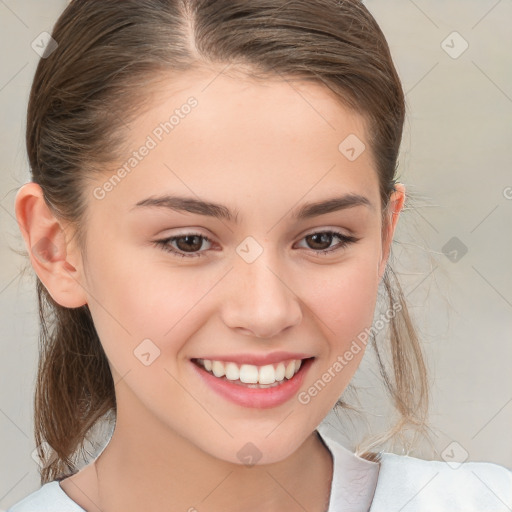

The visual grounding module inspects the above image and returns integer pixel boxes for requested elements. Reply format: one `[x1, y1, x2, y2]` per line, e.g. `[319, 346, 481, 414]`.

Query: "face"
[70, 69, 401, 465]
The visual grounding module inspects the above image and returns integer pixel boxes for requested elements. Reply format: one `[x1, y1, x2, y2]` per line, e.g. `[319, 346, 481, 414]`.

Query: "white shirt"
[6, 424, 512, 511]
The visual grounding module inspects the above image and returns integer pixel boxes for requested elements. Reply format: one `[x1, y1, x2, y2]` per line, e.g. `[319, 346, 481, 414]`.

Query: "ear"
[15, 182, 87, 308]
[378, 182, 406, 281]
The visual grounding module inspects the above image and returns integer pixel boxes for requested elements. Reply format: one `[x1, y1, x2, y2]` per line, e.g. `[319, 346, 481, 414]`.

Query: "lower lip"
[191, 358, 314, 409]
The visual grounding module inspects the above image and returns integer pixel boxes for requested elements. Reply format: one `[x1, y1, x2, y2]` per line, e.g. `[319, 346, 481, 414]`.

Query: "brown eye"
[174, 235, 204, 253]
[154, 230, 359, 259]
[297, 230, 359, 256]
[155, 233, 212, 258]
[305, 232, 335, 251]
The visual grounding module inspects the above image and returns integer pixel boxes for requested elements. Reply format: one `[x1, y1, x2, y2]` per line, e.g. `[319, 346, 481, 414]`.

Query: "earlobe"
[378, 183, 406, 281]
[15, 182, 88, 308]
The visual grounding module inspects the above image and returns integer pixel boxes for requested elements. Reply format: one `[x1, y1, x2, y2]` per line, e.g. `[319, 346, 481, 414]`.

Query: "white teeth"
[240, 364, 259, 384]
[211, 360, 225, 378]
[258, 364, 277, 385]
[197, 358, 305, 384]
[225, 362, 239, 381]
[275, 362, 286, 381]
[285, 360, 296, 379]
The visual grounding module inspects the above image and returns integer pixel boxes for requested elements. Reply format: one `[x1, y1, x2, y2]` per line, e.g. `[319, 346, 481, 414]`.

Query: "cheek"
[82, 248, 216, 372]
[305, 254, 380, 348]
[298, 252, 381, 403]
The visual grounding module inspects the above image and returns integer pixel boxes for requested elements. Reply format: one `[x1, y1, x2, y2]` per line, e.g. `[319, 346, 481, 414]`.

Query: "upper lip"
[192, 352, 314, 366]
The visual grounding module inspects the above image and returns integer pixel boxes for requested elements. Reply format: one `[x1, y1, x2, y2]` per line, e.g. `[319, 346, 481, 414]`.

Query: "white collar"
[316, 423, 380, 512]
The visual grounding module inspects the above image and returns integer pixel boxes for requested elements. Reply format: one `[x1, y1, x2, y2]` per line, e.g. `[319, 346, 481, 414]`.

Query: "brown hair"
[25, 0, 429, 484]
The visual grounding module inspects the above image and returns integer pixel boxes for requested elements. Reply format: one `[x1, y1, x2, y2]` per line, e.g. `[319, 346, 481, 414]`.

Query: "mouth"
[191, 357, 313, 388]
[190, 355, 315, 408]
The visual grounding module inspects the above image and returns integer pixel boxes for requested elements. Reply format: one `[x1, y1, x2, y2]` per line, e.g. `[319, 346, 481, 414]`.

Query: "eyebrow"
[131, 193, 373, 223]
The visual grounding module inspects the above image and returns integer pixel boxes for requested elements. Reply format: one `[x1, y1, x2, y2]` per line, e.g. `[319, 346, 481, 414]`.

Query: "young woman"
[9, 1, 512, 511]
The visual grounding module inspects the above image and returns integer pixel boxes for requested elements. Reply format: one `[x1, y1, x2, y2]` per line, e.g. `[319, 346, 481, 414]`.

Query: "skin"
[15, 67, 405, 512]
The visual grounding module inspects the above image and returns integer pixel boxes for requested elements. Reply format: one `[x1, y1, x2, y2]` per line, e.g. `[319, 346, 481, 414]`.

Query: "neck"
[91, 389, 333, 512]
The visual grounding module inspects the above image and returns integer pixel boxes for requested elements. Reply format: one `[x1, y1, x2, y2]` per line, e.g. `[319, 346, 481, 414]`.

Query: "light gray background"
[1, 0, 511, 508]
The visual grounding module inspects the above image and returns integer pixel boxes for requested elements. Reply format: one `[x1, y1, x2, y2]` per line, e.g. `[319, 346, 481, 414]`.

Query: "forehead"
[90, 68, 380, 219]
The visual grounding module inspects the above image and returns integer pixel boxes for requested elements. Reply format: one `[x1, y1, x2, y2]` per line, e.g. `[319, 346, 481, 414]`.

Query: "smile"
[193, 358, 303, 386]
[191, 356, 315, 408]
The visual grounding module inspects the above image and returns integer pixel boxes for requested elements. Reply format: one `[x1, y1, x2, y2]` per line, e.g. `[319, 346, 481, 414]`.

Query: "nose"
[220, 250, 303, 339]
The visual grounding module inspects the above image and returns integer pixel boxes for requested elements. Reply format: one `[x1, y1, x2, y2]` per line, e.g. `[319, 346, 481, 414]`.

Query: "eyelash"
[154, 230, 359, 259]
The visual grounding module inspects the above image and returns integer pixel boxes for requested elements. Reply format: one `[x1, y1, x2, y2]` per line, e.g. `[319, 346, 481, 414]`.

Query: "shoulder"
[6, 481, 85, 512]
[370, 452, 512, 512]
